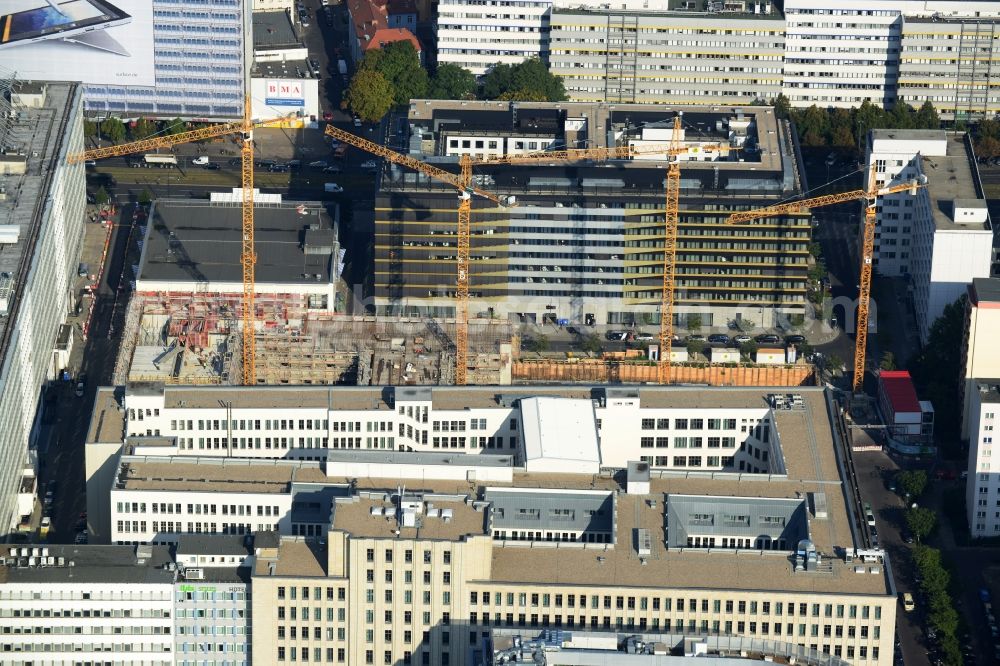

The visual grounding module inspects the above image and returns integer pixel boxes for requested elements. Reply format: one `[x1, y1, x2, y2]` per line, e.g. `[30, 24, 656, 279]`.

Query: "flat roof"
[116, 456, 329, 494]
[974, 380, 1000, 404]
[176, 534, 251, 557]
[87, 387, 125, 444]
[879, 370, 921, 414]
[326, 449, 514, 468]
[970, 277, 1000, 305]
[520, 397, 601, 468]
[252, 11, 300, 49]
[330, 493, 486, 540]
[252, 59, 313, 80]
[916, 134, 990, 232]
[0, 545, 174, 585]
[0, 82, 79, 367]
[138, 199, 336, 286]
[254, 539, 327, 578]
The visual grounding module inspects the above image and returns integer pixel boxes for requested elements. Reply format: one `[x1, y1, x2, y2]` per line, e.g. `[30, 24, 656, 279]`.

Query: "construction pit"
[113, 298, 516, 386]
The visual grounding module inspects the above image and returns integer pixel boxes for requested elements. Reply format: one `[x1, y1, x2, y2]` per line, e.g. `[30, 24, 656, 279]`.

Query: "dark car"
[785, 334, 806, 344]
[256, 159, 277, 169]
[707, 334, 730, 345]
[269, 164, 289, 172]
[755, 334, 781, 344]
[286, 159, 301, 169]
[203, 163, 221, 170]
[605, 330, 628, 341]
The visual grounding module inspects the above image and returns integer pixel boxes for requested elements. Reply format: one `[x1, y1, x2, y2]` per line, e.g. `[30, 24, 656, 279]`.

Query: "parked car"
[733, 334, 752, 344]
[902, 592, 915, 612]
[635, 332, 656, 341]
[324, 183, 343, 193]
[75, 374, 86, 397]
[323, 112, 333, 121]
[755, 334, 780, 344]
[707, 334, 730, 345]
[785, 334, 806, 344]
[203, 163, 221, 170]
[309, 160, 329, 169]
[268, 164, 289, 172]
[605, 330, 628, 341]
[353, 116, 363, 127]
[322, 165, 342, 173]
[361, 159, 378, 170]
[686, 334, 705, 342]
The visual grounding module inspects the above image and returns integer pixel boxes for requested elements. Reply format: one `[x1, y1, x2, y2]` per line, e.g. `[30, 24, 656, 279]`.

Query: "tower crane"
[726, 166, 923, 392]
[472, 116, 727, 384]
[67, 95, 293, 385]
[323, 125, 503, 385]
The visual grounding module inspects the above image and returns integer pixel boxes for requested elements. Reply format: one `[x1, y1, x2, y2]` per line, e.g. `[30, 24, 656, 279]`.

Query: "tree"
[879, 351, 896, 370]
[429, 64, 476, 100]
[827, 353, 844, 372]
[906, 507, 937, 542]
[131, 118, 158, 140]
[896, 469, 928, 499]
[579, 334, 602, 354]
[480, 58, 566, 102]
[976, 135, 1000, 159]
[739, 340, 758, 358]
[916, 101, 940, 130]
[84, 120, 98, 141]
[93, 186, 110, 205]
[686, 313, 702, 332]
[909, 296, 966, 450]
[359, 40, 428, 106]
[345, 70, 394, 122]
[163, 118, 186, 136]
[771, 93, 791, 120]
[524, 334, 549, 353]
[100, 117, 126, 144]
[138, 189, 153, 206]
[686, 339, 706, 357]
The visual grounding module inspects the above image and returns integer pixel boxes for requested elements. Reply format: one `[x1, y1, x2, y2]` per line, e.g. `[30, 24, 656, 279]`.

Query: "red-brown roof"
[349, 0, 420, 53]
[879, 370, 921, 414]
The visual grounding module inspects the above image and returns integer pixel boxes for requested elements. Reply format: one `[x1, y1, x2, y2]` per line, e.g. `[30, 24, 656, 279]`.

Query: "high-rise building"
[0, 81, 86, 532]
[437, 0, 1000, 118]
[965, 380, 1000, 539]
[960, 278, 1000, 440]
[376, 100, 810, 326]
[865, 129, 992, 344]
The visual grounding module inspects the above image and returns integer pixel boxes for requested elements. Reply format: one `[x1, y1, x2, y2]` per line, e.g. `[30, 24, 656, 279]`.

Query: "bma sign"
[266, 80, 305, 106]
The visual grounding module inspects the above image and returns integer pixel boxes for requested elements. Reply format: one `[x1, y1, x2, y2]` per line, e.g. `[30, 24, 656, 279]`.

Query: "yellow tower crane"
[726, 166, 923, 392]
[323, 125, 503, 385]
[67, 95, 291, 385]
[472, 116, 729, 384]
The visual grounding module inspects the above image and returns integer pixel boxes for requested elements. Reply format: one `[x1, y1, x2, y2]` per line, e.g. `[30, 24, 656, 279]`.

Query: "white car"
[324, 183, 344, 193]
[192, 155, 209, 165]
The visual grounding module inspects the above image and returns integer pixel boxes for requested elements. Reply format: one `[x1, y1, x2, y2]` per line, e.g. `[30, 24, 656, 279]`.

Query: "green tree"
[977, 135, 1000, 159]
[137, 189, 153, 206]
[906, 507, 937, 542]
[808, 259, 826, 283]
[853, 100, 883, 149]
[686, 339, 706, 357]
[739, 340, 758, 358]
[131, 118, 158, 140]
[916, 101, 940, 129]
[579, 334, 603, 354]
[879, 351, 896, 370]
[360, 40, 428, 106]
[480, 58, 566, 102]
[100, 117, 126, 144]
[771, 93, 791, 120]
[429, 64, 476, 100]
[909, 296, 966, 450]
[524, 334, 549, 353]
[84, 120, 98, 141]
[827, 353, 844, 372]
[163, 118, 186, 136]
[896, 469, 928, 499]
[686, 313, 702, 332]
[93, 186, 109, 205]
[345, 70, 394, 122]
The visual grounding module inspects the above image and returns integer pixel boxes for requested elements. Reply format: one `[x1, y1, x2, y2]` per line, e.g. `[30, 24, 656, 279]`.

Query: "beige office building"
[250, 388, 896, 666]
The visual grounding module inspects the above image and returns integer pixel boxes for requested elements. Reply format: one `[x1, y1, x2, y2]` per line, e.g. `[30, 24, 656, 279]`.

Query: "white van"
[192, 155, 209, 166]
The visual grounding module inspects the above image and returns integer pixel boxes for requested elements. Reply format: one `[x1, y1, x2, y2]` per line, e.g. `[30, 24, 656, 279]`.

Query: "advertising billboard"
[265, 80, 305, 107]
[0, 0, 155, 86]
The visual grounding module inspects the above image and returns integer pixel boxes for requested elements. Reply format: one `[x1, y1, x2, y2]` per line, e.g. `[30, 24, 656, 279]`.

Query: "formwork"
[512, 360, 815, 386]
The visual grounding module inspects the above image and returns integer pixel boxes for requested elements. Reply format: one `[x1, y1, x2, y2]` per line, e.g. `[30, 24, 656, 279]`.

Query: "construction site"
[112, 295, 516, 386]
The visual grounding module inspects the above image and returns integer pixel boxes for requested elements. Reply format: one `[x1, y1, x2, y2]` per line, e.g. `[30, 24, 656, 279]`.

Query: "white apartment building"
[116, 385, 781, 473]
[0, 544, 176, 665]
[965, 380, 1000, 539]
[866, 129, 992, 344]
[961, 278, 1000, 440]
[435, 0, 552, 74]
[0, 82, 86, 532]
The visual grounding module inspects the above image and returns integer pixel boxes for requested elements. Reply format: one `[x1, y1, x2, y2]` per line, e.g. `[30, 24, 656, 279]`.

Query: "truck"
[143, 153, 177, 168]
[337, 59, 348, 75]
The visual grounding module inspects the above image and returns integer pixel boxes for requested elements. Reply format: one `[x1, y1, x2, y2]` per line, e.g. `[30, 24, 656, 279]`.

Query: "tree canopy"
[779, 99, 941, 150]
[358, 40, 428, 107]
[428, 64, 477, 100]
[100, 117, 126, 144]
[481, 58, 566, 102]
[345, 70, 394, 122]
[909, 296, 966, 454]
[895, 469, 928, 499]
